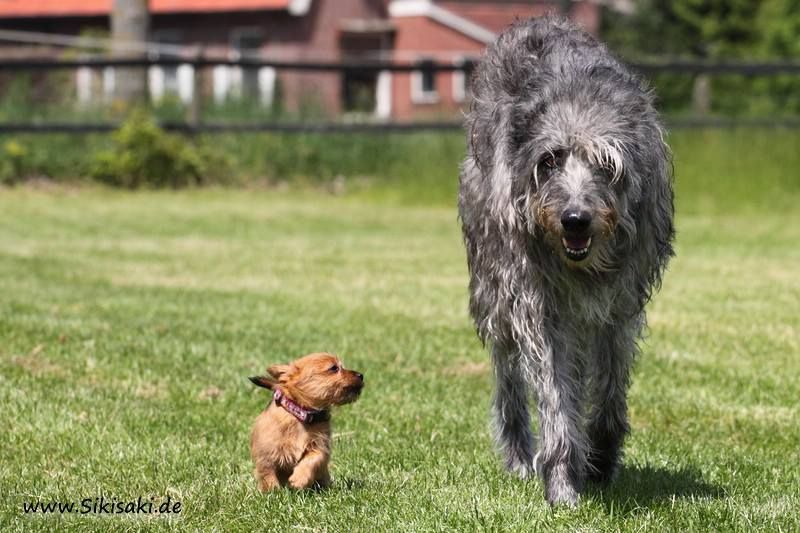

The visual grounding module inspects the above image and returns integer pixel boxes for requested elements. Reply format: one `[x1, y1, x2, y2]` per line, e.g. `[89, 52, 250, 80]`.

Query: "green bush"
[0, 139, 28, 184]
[90, 110, 229, 188]
[600, 0, 800, 117]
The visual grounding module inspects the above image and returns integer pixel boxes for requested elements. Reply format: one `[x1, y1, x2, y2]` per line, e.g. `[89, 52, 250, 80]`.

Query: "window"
[232, 28, 263, 100]
[411, 58, 438, 104]
[102, 67, 115, 101]
[214, 28, 274, 105]
[343, 70, 378, 113]
[340, 33, 392, 117]
[149, 30, 189, 102]
[212, 27, 276, 106]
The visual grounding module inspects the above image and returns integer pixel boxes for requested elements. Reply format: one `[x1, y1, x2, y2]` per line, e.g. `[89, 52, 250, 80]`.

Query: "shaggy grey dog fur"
[458, 17, 674, 506]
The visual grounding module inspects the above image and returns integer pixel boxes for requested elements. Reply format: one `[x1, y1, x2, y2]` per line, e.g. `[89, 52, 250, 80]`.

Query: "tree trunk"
[111, 0, 149, 105]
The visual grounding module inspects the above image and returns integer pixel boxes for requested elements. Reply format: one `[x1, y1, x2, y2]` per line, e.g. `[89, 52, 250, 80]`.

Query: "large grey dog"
[459, 17, 674, 506]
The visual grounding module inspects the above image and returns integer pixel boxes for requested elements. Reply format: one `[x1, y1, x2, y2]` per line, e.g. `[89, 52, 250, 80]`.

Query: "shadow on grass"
[587, 464, 724, 513]
[333, 478, 366, 492]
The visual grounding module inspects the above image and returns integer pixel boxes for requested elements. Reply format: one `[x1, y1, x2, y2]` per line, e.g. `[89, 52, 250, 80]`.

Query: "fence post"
[692, 74, 711, 116]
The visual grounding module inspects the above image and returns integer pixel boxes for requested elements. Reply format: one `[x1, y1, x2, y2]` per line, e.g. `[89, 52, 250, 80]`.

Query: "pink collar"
[273, 388, 330, 424]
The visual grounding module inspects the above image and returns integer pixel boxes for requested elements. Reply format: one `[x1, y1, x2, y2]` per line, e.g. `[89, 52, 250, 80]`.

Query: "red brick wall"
[391, 15, 484, 120]
[389, 1, 601, 120]
[0, 0, 599, 118]
[568, 1, 601, 35]
[0, 0, 389, 115]
[438, 2, 560, 33]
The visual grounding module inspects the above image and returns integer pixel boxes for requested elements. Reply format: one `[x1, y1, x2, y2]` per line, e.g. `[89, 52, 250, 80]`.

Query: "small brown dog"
[249, 352, 364, 491]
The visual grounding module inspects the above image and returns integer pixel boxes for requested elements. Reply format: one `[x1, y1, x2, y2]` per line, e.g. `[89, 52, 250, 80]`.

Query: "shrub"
[90, 110, 228, 188]
[1, 139, 28, 184]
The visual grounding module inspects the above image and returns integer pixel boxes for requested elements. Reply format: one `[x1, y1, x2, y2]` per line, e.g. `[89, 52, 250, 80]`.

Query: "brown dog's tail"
[249, 375, 276, 390]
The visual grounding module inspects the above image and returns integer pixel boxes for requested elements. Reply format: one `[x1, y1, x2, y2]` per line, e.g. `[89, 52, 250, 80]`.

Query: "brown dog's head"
[249, 352, 364, 411]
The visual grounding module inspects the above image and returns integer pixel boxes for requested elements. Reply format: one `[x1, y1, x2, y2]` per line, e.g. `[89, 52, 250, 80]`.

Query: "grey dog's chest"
[547, 274, 622, 330]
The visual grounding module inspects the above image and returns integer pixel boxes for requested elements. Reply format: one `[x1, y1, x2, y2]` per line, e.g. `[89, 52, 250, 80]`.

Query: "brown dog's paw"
[288, 472, 315, 490]
[256, 474, 281, 492]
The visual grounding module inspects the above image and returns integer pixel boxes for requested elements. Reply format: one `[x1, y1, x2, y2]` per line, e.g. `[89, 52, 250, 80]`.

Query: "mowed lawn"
[0, 183, 798, 531]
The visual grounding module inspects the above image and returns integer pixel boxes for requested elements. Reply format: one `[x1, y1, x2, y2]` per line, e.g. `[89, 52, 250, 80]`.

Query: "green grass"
[1, 132, 799, 530]
[4, 128, 800, 211]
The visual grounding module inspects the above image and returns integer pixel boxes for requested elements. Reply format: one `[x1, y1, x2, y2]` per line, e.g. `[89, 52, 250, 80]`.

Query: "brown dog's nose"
[354, 372, 364, 382]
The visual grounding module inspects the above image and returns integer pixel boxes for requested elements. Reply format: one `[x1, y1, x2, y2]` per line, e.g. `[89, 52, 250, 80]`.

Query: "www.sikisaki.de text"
[22, 496, 182, 515]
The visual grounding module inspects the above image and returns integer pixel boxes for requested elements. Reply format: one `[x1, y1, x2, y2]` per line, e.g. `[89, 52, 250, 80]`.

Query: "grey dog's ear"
[484, 110, 518, 230]
[248, 375, 276, 390]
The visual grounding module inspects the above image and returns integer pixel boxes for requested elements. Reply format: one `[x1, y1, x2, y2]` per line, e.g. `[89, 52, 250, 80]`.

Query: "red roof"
[0, 0, 292, 18]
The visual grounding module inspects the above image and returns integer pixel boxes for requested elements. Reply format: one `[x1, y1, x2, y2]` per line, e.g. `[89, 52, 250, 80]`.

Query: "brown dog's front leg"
[315, 465, 331, 489]
[288, 450, 329, 489]
[254, 465, 280, 492]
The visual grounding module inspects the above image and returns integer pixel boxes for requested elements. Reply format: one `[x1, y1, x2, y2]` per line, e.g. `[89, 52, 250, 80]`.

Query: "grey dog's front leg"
[586, 321, 637, 484]
[491, 345, 536, 479]
[534, 345, 588, 506]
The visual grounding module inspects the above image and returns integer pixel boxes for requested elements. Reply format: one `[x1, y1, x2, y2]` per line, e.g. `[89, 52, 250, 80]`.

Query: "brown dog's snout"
[347, 370, 364, 394]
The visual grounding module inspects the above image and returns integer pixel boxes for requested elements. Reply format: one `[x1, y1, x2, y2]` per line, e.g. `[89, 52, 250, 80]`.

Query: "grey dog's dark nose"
[561, 210, 592, 233]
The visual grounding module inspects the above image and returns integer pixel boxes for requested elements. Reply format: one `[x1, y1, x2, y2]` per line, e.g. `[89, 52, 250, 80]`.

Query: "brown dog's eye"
[328, 365, 339, 373]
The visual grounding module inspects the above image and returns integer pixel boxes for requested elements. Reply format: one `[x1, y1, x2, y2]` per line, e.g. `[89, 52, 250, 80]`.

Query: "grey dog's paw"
[506, 453, 536, 480]
[545, 486, 580, 508]
[542, 461, 582, 507]
[586, 453, 622, 486]
[499, 435, 537, 479]
[544, 476, 580, 507]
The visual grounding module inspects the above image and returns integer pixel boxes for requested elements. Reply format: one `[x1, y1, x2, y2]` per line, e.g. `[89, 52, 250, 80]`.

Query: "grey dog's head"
[524, 97, 629, 270]
[492, 82, 659, 273]
[465, 17, 673, 276]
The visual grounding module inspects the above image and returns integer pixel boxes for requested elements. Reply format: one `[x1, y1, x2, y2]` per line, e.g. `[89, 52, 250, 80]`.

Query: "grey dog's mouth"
[562, 236, 592, 261]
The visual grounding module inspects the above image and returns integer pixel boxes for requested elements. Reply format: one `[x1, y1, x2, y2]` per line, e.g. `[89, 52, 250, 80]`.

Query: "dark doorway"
[340, 30, 392, 115]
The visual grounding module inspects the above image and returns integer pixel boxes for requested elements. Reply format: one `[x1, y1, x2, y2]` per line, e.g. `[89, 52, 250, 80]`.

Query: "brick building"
[0, 0, 600, 120]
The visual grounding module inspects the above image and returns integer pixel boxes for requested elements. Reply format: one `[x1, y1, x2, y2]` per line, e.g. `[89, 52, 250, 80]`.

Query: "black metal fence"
[2, 56, 800, 133]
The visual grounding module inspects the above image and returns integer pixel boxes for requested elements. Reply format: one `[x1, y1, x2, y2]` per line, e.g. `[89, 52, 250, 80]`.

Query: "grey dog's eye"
[537, 151, 565, 176]
[599, 165, 616, 181]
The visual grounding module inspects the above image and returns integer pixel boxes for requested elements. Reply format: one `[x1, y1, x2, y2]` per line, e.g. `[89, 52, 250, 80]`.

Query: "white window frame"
[102, 67, 115, 101]
[452, 56, 468, 103]
[149, 65, 166, 100]
[76, 66, 92, 104]
[257, 67, 277, 106]
[176, 64, 194, 104]
[375, 70, 392, 118]
[411, 57, 439, 104]
[213, 64, 230, 103]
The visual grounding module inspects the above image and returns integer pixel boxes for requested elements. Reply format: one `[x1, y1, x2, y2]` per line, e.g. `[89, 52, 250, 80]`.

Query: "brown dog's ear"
[249, 375, 276, 390]
[266, 364, 294, 380]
